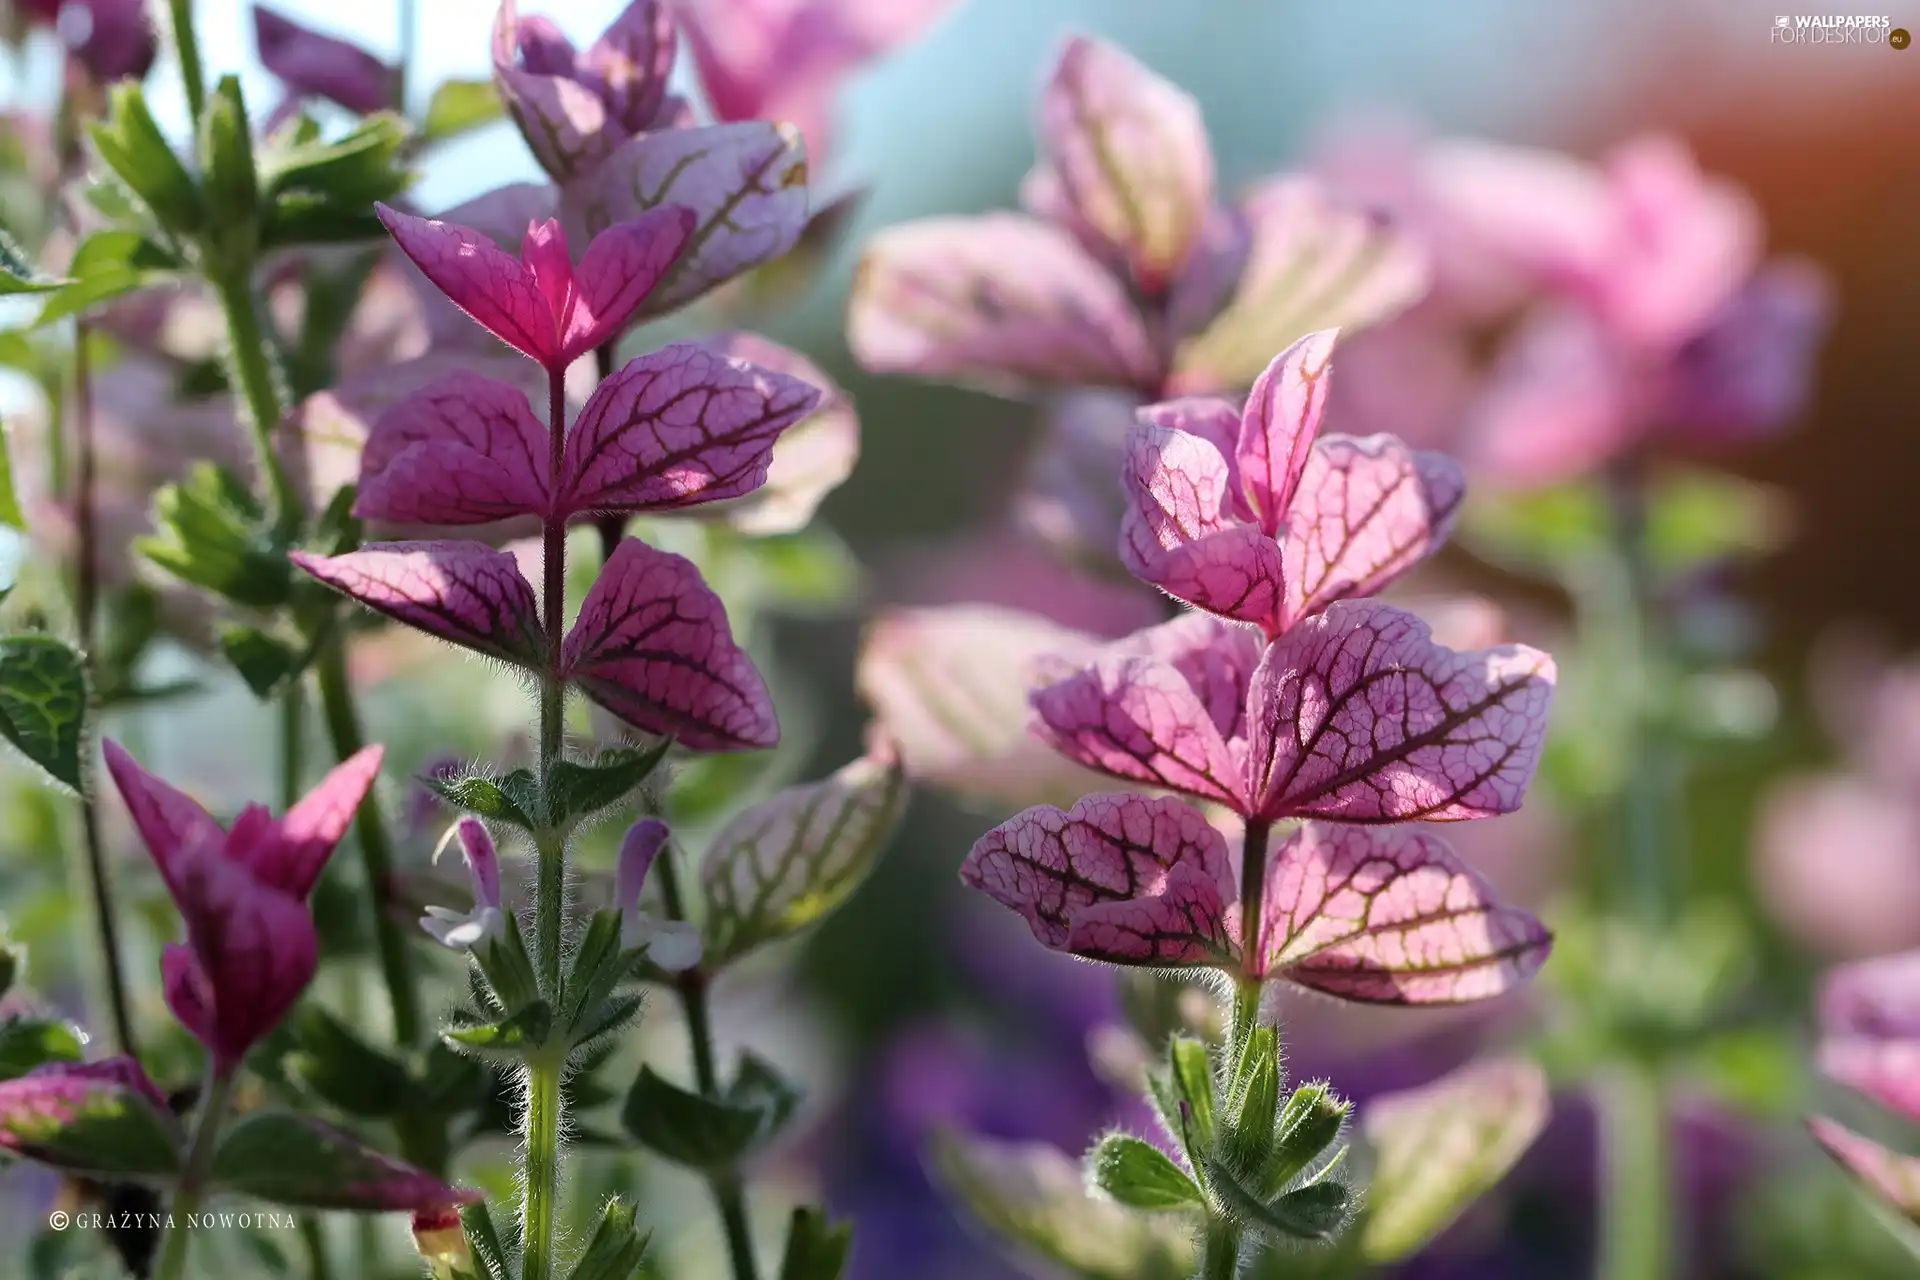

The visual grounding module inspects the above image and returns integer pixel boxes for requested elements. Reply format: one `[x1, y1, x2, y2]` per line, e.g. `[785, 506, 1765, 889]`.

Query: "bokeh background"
[1, 1, 1917, 1276]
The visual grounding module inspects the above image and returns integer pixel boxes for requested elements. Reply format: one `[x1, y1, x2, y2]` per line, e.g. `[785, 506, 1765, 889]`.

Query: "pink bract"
[254, 5, 395, 115]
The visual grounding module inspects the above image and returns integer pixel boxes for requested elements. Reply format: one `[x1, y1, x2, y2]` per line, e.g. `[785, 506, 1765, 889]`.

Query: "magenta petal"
[293, 542, 546, 668]
[564, 122, 809, 319]
[560, 208, 697, 362]
[1809, 1117, 1920, 1224]
[1030, 655, 1248, 811]
[1067, 859, 1239, 967]
[1280, 434, 1465, 628]
[172, 842, 320, 1070]
[1120, 421, 1285, 632]
[1247, 601, 1556, 823]
[377, 204, 558, 368]
[1256, 823, 1551, 1003]
[560, 538, 777, 752]
[259, 746, 385, 900]
[1821, 950, 1920, 1040]
[1033, 36, 1214, 294]
[161, 943, 217, 1052]
[355, 372, 554, 527]
[962, 792, 1234, 958]
[1821, 1038, 1920, 1125]
[849, 212, 1161, 396]
[101, 738, 222, 894]
[560, 341, 822, 518]
[1238, 330, 1337, 536]
[254, 5, 394, 115]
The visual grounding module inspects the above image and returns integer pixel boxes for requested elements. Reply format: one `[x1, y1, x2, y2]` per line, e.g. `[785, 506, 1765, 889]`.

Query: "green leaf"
[620, 1057, 796, 1170]
[422, 79, 505, 143]
[138, 464, 292, 608]
[209, 1111, 465, 1210]
[1358, 1056, 1550, 1264]
[199, 76, 261, 251]
[87, 82, 204, 236]
[927, 1131, 1195, 1280]
[33, 266, 172, 328]
[460, 1201, 512, 1280]
[0, 1068, 181, 1179]
[566, 1197, 651, 1280]
[1222, 1024, 1280, 1177]
[778, 1206, 852, 1280]
[285, 1005, 413, 1118]
[0, 419, 24, 530]
[0, 229, 65, 295]
[0, 1016, 85, 1081]
[1167, 1036, 1215, 1154]
[701, 750, 907, 967]
[442, 1001, 552, 1065]
[0, 635, 90, 793]
[1205, 1156, 1350, 1244]
[1086, 1134, 1202, 1212]
[423, 769, 539, 830]
[219, 626, 307, 700]
[262, 112, 410, 206]
[544, 739, 672, 830]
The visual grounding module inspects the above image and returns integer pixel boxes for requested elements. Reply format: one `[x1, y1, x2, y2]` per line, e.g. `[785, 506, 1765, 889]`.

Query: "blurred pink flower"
[1809, 949, 1920, 1225]
[20, 0, 156, 83]
[254, 5, 395, 117]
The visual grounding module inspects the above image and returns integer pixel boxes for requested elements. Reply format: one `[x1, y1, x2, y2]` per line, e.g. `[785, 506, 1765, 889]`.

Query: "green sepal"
[1086, 1133, 1203, 1212]
[565, 1198, 652, 1280]
[778, 1206, 854, 1280]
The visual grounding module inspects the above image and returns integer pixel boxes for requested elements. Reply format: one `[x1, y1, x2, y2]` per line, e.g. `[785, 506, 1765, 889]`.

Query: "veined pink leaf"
[292, 542, 546, 668]
[377, 204, 559, 366]
[563, 121, 810, 317]
[263, 747, 385, 899]
[1255, 823, 1551, 1003]
[1030, 654, 1247, 811]
[560, 538, 777, 751]
[493, 0, 621, 183]
[849, 212, 1160, 396]
[1135, 396, 1246, 508]
[101, 738, 223, 893]
[580, 0, 680, 135]
[1031, 35, 1214, 294]
[1246, 601, 1555, 823]
[396, 185, 559, 352]
[1107, 611, 1263, 743]
[1120, 421, 1285, 632]
[558, 342, 821, 518]
[1280, 434, 1465, 628]
[354, 371, 554, 526]
[962, 792, 1235, 967]
[1238, 329, 1336, 536]
[1809, 1117, 1920, 1225]
[1821, 1038, 1920, 1125]
[558, 207, 698, 359]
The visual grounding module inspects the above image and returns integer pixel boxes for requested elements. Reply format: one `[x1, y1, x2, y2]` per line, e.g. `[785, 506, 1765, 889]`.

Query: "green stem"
[279, 680, 305, 807]
[1198, 1215, 1243, 1280]
[1597, 1061, 1671, 1280]
[153, 1068, 237, 1280]
[210, 268, 302, 536]
[521, 1052, 564, 1280]
[535, 366, 570, 990]
[165, 0, 206, 122]
[394, 0, 416, 113]
[1238, 818, 1272, 979]
[656, 843, 759, 1280]
[315, 642, 422, 1050]
[297, 1212, 333, 1280]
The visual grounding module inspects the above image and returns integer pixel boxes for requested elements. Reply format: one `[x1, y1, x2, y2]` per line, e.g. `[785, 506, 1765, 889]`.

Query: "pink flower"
[254, 6, 395, 116]
[1121, 331, 1464, 638]
[421, 818, 506, 951]
[673, 0, 956, 167]
[376, 202, 696, 374]
[103, 740, 384, 1071]
[1809, 950, 1920, 1224]
[850, 36, 1426, 403]
[616, 818, 702, 968]
[21, 0, 156, 83]
[492, 0, 683, 183]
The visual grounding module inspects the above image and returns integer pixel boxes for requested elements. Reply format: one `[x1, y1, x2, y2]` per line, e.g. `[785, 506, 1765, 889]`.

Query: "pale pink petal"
[494, 0, 624, 183]
[1256, 823, 1551, 1003]
[689, 333, 858, 534]
[292, 542, 546, 667]
[563, 121, 809, 318]
[1238, 330, 1337, 534]
[355, 371, 554, 527]
[1107, 611, 1264, 744]
[262, 746, 386, 900]
[1821, 1038, 1920, 1125]
[559, 342, 822, 517]
[849, 213, 1161, 396]
[1120, 421, 1285, 631]
[1031, 36, 1214, 294]
[101, 738, 222, 894]
[1755, 778, 1920, 960]
[255, 5, 394, 115]
[560, 208, 698, 362]
[1281, 434, 1465, 628]
[1466, 307, 1641, 488]
[376, 204, 557, 367]
[1664, 257, 1834, 445]
[961, 792, 1234, 956]
[560, 538, 777, 751]
[1247, 601, 1555, 823]
[1066, 860, 1239, 966]
[1821, 950, 1920, 1041]
[1030, 655, 1248, 811]
[1172, 176, 1428, 394]
[1421, 138, 1616, 295]
[856, 605, 1108, 809]
[1809, 1117, 1920, 1224]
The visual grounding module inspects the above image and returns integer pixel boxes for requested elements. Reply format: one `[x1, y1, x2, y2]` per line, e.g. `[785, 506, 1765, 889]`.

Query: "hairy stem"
[165, 0, 206, 122]
[1198, 1215, 1243, 1280]
[535, 367, 570, 989]
[68, 324, 137, 1056]
[153, 1067, 236, 1280]
[210, 268, 302, 537]
[520, 1052, 565, 1280]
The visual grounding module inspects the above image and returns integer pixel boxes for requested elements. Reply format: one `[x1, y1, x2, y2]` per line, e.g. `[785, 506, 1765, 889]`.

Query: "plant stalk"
[520, 1052, 565, 1280]
[153, 1067, 237, 1280]
[1597, 1060, 1671, 1280]
[165, 0, 206, 121]
[1198, 1215, 1243, 1280]
[1238, 817, 1272, 978]
[209, 269, 302, 537]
